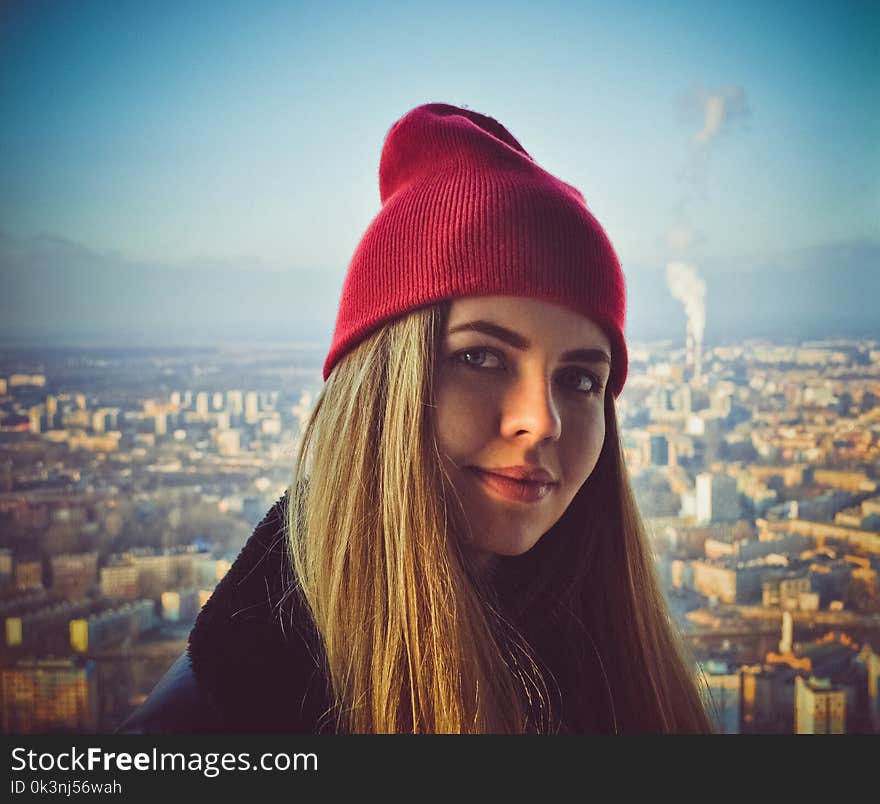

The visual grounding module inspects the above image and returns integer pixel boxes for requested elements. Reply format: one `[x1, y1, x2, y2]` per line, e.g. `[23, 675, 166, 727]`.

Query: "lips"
[468, 466, 558, 503]
[475, 466, 558, 483]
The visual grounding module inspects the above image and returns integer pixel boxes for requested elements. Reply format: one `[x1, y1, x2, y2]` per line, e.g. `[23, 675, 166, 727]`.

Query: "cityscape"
[1, 333, 878, 734]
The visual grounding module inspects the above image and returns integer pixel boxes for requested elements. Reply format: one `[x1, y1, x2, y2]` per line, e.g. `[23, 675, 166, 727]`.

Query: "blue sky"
[0, 0, 877, 344]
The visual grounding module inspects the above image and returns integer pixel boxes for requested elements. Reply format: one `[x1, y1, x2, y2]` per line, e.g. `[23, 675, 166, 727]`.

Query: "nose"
[499, 372, 562, 444]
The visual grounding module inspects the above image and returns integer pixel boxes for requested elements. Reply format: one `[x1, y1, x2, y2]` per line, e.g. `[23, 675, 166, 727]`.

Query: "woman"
[118, 103, 712, 734]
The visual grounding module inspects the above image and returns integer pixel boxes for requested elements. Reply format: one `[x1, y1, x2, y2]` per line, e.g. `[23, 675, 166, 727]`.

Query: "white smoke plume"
[676, 85, 750, 201]
[666, 261, 706, 344]
[690, 85, 749, 148]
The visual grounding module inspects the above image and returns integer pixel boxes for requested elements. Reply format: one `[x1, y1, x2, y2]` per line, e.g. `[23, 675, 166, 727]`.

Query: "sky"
[0, 0, 878, 345]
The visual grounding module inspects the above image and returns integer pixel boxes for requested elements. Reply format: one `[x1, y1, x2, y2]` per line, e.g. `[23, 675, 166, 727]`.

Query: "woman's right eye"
[454, 348, 503, 369]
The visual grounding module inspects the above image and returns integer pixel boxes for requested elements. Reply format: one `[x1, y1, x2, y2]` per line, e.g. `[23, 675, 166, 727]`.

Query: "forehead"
[445, 295, 611, 352]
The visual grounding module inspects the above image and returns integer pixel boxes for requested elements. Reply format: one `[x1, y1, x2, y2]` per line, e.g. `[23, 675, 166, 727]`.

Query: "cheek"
[560, 407, 606, 486]
[433, 375, 498, 459]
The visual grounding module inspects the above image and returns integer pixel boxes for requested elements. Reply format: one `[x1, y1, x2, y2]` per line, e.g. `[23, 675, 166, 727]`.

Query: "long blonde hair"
[287, 302, 712, 733]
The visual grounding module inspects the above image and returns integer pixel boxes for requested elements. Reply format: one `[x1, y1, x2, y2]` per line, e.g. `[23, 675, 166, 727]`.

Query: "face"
[433, 296, 611, 565]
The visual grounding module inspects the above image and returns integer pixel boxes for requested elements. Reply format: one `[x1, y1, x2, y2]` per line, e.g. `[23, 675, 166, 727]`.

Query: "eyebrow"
[447, 320, 612, 366]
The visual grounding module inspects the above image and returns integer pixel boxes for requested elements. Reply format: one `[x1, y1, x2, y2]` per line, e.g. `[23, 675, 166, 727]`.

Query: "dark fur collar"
[186, 495, 333, 733]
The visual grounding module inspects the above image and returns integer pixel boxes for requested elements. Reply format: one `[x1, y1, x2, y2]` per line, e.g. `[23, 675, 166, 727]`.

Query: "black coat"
[117, 495, 333, 733]
[118, 496, 617, 734]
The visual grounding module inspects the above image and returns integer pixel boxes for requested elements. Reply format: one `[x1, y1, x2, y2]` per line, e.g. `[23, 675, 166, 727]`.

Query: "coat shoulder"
[117, 493, 332, 734]
[115, 651, 224, 733]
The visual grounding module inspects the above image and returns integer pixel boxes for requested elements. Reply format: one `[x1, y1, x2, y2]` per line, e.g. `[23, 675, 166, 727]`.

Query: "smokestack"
[694, 335, 702, 383]
[685, 319, 694, 376]
[666, 261, 706, 384]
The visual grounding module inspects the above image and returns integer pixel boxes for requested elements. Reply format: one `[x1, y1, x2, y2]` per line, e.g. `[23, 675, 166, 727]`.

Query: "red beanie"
[324, 103, 628, 398]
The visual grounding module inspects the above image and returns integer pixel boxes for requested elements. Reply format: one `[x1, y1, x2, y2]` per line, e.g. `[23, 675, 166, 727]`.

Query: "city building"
[696, 473, 740, 524]
[4, 599, 96, 655]
[14, 560, 43, 591]
[795, 676, 846, 734]
[1, 658, 97, 733]
[28, 405, 43, 434]
[700, 661, 741, 733]
[691, 555, 785, 604]
[740, 664, 796, 733]
[761, 573, 815, 610]
[649, 434, 669, 467]
[160, 588, 200, 623]
[0, 548, 12, 587]
[99, 564, 139, 600]
[227, 389, 243, 414]
[244, 391, 259, 424]
[99, 551, 206, 601]
[50, 553, 99, 600]
[195, 392, 209, 417]
[70, 601, 157, 653]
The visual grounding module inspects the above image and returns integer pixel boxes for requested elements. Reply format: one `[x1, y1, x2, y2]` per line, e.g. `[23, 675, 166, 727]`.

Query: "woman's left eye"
[558, 367, 601, 394]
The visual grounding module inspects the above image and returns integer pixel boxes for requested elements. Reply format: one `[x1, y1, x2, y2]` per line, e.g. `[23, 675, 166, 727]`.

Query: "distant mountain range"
[1, 233, 877, 347]
[627, 239, 879, 343]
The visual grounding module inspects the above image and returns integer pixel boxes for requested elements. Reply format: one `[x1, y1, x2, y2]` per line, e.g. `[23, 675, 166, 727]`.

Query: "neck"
[462, 545, 498, 581]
